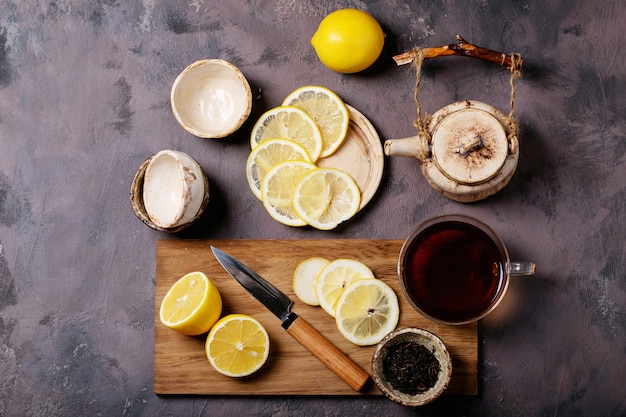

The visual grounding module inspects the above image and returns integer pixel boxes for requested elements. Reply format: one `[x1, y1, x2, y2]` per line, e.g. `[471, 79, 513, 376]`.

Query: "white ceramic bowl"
[129, 150, 209, 232]
[372, 328, 452, 407]
[171, 59, 252, 138]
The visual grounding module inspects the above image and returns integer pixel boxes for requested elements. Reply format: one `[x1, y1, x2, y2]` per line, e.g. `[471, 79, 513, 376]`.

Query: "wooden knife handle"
[285, 315, 371, 392]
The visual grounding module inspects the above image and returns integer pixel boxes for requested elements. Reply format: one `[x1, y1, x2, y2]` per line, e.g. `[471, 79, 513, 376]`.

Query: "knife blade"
[211, 246, 371, 392]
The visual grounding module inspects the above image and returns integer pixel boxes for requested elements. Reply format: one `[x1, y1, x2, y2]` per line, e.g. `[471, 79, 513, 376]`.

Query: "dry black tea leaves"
[382, 341, 440, 395]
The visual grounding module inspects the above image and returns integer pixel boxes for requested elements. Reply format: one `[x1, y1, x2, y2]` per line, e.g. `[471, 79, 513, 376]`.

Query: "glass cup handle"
[506, 261, 536, 276]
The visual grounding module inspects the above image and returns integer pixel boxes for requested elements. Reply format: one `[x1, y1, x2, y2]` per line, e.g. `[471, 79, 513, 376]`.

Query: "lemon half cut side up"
[205, 314, 270, 377]
[159, 271, 222, 336]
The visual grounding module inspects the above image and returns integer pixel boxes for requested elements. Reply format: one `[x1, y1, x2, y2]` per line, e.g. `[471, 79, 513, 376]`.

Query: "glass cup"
[398, 214, 535, 325]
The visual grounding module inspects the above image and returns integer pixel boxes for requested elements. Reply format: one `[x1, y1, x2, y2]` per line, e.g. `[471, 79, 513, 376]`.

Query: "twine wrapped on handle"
[402, 36, 523, 158]
[410, 48, 432, 162]
[506, 53, 523, 154]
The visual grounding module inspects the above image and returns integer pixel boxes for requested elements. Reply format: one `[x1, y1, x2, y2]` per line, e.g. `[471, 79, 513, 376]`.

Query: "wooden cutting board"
[155, 239, 478, 396]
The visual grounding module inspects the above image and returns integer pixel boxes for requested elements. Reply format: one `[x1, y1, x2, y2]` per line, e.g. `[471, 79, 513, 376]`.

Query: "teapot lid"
[431, 107, 508, 185]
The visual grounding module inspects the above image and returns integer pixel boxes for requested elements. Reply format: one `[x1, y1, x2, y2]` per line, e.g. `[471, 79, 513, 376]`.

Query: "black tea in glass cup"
[399, 214, 535, 325]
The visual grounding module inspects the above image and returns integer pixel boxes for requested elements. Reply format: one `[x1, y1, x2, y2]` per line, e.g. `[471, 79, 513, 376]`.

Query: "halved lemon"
[293, 257, 330, 306]
[314, 258, 374, 317]
[293, 168, 361, 230]
[246, 138, 312, 200]
[335, 278, 399, 346]
[250, 106, 323, 162]
[205, 314, 270, 377]
[282, 86, 349, 158]
[159, 271, 222, 336]
[261, 161, 317, 226]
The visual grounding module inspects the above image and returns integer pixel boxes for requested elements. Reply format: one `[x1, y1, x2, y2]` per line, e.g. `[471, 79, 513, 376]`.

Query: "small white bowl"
[171, 59, 252, 138]
[129, 150, 209, 232]
[372, 328, 452, 407]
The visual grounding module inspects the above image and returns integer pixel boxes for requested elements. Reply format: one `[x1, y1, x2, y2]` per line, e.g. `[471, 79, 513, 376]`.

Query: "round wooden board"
[317, 104, 384, 210]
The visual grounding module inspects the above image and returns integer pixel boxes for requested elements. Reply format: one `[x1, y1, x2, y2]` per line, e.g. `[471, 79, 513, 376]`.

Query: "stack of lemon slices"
[292, 257, 399, 346]
[246, 86, 361, 230]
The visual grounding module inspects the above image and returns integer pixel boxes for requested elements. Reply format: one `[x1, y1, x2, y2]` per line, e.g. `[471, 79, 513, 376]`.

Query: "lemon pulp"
[246, 138, 312, 200]
[159, 271, 222, 336]
[335, 278, 399, 346]
[293, 257, 330, 306]
[314, 258, 375, 317]
[206, 314, 270, 377]
[293, 168, 361, 230]
[282, 86, 349, 158]
[261, 161, 317, 226]
[250, 106, 323, 162]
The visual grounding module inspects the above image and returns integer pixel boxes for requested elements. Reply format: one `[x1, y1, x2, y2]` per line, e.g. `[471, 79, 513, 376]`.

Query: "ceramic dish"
[130, 153, 210, 233]
[171, 59, 252, 138]
[372, 327, 452, 406]
[317, 104, 384, 210]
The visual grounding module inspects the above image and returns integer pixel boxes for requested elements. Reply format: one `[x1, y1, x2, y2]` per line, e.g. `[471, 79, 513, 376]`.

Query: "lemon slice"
[315, 259, 375, 317]
[205, 314, 270, 377]
[282, 86, 349, 158]
[246, 138, 312, 200]
[293, 257, 330, 306]
[251, 106, 323, 162]
[293, 168, 361, 230]
[335, 278, 399, 346]
[261, 161, 317, 226]
[159, 271, 222, 336]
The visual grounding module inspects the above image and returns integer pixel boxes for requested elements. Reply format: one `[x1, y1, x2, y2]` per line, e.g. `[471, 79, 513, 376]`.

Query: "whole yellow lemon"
[311, 8, 384, 74]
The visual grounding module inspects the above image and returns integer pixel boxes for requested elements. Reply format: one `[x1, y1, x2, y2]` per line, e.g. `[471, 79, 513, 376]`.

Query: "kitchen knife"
[211, 246, 371, 392]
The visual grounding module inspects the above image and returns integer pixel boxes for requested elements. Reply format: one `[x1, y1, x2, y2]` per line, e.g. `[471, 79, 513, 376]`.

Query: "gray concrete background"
[1, 1, 624, 416]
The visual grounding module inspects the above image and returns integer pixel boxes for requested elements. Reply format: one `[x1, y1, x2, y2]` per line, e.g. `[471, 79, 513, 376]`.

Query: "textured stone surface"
[1, 1, 624, 416]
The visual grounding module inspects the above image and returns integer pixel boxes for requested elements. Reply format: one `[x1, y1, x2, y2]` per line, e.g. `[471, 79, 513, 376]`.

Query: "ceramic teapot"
[384, 100, 519, 203]
[386, 37, 523, 203]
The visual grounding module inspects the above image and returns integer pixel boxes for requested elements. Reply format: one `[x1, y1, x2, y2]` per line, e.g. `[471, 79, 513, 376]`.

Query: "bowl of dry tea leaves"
[371, 327, 452, 406]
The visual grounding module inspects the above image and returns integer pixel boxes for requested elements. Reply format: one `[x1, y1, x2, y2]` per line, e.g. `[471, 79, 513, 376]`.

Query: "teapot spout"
[384, 136, 429, 161]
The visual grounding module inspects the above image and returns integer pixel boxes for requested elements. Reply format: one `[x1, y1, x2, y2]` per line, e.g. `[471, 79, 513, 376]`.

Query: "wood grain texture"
[155, 239, 478, 396]
[285, 316, 371, 392]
